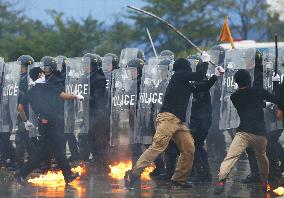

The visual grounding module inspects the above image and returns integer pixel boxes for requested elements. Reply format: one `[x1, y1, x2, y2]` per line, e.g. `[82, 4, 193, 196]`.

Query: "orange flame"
[273, 187, 284, 196]
[108, 160, 155, 180]
[28, 165, 86, 187]
[28, 165, 86, 197]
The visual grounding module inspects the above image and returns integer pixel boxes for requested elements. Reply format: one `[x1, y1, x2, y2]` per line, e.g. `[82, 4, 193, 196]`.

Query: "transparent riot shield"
[27, 62, 41, 137]
[262, 48, 284, 131]
[1, 61, 21, 133]
[64, 57, 90, 134]
[185, 56, 202, 126]
[118, 48, 139, 68]
[0, 58, 5, 130]
[110, 67, 137, 146]
[135, 63, 167, 144]
[219, 48, 256, 130]
[102, 55, 113, 98]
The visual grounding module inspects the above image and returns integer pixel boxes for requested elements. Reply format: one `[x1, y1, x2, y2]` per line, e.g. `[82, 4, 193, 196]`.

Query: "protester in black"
[16, 67, 83, 184]
[214, 69, 278, 195]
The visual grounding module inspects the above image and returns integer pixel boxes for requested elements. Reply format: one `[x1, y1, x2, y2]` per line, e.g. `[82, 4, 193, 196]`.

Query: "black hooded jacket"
[190, 63, 217, 120]
[160, 59, 204, 122]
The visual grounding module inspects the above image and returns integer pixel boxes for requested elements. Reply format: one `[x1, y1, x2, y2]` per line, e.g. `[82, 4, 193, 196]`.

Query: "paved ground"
[0, 159, 283, 198]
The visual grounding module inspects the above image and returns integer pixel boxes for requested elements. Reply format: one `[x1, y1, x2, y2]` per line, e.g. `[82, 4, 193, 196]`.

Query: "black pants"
[64, 133, 79, 158]
[165, 140, 179, 177]
[88, 114, 110, 166]
[19, 123, 72, 178]
[78, 133, 90, 161]
[15, 122, 37, 164]
[190, 117, 212, 175]
[0, 133, 15, 161]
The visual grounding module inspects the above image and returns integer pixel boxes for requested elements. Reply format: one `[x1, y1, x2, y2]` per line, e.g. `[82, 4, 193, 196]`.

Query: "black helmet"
[137, 50, 146, 62]
[160, 50, 175, 60]
[127, 58, 145, 70]
[104, 53, 119, 70]
[41, 56, 57, 72]
[159, 59, 171, 67]
[173, 58, 191, 72]
[83, 53, 102, 70]
[17, 55, 34, 67]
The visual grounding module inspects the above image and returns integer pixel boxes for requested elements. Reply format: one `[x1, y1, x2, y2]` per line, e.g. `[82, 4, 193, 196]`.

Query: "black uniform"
[18, 83, 73, 179]
[55, 66, 80, 161]
[189, 73, 217, 179]
[78, 69, 107, 166]
[15, 72, 37, 167]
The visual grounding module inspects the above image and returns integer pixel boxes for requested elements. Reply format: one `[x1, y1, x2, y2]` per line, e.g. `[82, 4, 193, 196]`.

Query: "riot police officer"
[78, 53, 108, 172]
[55, 56, 80, 162]
[14, 55, 37, 169]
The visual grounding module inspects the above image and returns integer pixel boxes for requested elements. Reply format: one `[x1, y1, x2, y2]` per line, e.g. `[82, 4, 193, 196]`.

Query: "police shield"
[102, 55, 113, 98]
[119, 48, 139, 68]
[1, 61, 21, 133]
[64, 57, 90, 134]
[135, 62, 168, 144]
[110, 67, 137, 146]
[27, 62, 41, 137]
[219, 48, 256, 130]
[0, 58, 5, 129]
[262, 48, 284, 131]
[185, 56, 201, 125]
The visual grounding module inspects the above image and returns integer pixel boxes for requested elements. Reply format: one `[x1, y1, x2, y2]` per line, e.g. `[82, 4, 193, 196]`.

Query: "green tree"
[127, 0, 223, 57]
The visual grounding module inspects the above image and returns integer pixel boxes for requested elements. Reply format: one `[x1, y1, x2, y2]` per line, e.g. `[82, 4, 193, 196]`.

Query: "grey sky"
[13, 0, 145, 24]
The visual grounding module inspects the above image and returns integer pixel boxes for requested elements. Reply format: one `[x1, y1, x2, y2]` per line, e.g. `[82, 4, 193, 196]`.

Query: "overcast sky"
[12, 0, 145, 24]
[10, 0, 284, 25]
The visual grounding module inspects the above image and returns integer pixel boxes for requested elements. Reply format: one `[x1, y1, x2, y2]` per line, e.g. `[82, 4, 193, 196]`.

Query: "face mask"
[34, 74, 46, 84]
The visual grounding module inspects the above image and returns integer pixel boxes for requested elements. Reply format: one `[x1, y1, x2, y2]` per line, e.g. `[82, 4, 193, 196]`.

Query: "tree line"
[0, 0, 283, 61]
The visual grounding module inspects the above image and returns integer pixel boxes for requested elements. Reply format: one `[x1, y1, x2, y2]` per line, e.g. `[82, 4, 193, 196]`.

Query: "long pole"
[146, 28, 158, 57]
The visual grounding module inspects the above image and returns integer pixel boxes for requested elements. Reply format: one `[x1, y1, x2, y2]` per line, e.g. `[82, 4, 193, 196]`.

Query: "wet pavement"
[0, 131, 284, 198]
[0, 159, 283, 198]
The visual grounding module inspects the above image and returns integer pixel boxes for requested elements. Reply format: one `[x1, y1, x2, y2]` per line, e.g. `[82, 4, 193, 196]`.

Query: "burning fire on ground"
[109, 160, 155, 180]
[273, 187, 284, 196]
[28, 164, 86, 197]
[28, 165, 86, 187]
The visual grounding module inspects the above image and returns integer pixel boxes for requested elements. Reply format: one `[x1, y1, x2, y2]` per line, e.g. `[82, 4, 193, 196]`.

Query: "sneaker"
[214, 181, 225, 195]
[171, 181, 193, 190]
[262, 181, 270, 192]
[65, 172, 79, 184]
[124, 170, 139, 190]
[242, 174, 261, 183]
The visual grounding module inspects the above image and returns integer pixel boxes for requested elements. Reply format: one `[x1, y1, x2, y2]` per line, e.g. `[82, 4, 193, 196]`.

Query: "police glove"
[272, 73, 280, 82]
[24, 120, 35, 131]
[201, 51, 210, 62]
[76, 94, 84, 101]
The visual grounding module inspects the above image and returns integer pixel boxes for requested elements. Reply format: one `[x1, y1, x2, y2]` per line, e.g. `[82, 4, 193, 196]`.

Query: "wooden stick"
[127, 5, 217, 67]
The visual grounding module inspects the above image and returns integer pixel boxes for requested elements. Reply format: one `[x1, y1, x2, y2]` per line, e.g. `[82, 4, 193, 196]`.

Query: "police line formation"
[0, 46, 283, 194]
